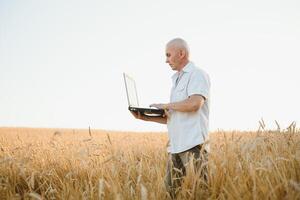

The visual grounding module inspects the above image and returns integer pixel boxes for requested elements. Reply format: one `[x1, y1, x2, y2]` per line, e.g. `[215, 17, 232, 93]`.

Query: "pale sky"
[1, 0, 299, 132]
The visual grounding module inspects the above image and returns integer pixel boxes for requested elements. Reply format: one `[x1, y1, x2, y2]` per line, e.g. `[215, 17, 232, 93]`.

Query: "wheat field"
[0, 127, 299, 200]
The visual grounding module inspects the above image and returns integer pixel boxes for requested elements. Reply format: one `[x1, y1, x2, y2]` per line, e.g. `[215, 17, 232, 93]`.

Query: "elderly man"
[131, 38, 210, 198]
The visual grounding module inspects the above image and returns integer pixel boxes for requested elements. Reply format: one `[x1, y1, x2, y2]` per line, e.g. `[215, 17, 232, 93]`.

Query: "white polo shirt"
[167, 62, 210, 154]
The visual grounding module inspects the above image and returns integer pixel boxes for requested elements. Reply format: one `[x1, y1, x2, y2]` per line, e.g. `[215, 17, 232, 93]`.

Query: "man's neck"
[177, 60, 190, 72]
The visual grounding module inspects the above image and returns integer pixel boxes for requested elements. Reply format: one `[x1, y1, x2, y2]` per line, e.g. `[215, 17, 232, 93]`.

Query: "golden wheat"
[0, 127, 299, 199]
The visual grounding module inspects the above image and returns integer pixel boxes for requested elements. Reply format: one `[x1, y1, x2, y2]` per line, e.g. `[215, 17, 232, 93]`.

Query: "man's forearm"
[168, 100, 197, 112]
[167, 96, 204, 112]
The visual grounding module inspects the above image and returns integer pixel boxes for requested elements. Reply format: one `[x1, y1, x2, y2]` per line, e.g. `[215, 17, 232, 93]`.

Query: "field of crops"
[0, 127, 299, 199]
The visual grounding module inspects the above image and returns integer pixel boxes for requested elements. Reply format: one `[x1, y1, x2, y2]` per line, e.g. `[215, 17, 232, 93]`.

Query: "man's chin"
[169, 65, 176, 70]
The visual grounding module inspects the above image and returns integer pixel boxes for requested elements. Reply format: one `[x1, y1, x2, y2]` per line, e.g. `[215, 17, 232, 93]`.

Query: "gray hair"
[166, 38, 190, 58]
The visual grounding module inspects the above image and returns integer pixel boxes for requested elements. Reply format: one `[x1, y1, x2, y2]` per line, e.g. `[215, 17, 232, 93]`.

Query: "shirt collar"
[172, 62, 194, 80]
[182, 61, 194, 72]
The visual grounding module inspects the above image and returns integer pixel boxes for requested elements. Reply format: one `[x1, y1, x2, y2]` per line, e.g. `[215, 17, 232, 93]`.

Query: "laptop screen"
[123, 73, 139, 107]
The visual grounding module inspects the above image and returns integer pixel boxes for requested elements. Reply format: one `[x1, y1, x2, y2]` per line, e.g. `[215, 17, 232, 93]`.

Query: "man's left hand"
[150, 103, 171, 118]
[150, 103, 168, 110]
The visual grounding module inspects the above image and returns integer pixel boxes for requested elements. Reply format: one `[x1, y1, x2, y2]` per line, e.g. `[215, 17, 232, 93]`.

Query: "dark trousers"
[165, 144, 208, 199]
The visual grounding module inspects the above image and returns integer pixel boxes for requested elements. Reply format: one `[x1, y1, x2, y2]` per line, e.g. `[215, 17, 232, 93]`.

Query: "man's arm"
[130, 95, 204, 123]
[130, 111, 167, 124]
[151, 95, 205, 113]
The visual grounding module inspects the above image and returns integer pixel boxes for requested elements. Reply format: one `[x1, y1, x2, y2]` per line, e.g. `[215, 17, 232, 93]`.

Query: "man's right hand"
[130, 111, 147, 121]
[130, 111, 168, 124]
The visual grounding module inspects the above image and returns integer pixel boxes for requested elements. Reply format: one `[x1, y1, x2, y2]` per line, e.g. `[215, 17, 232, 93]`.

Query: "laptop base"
[129, 106, 165, 117]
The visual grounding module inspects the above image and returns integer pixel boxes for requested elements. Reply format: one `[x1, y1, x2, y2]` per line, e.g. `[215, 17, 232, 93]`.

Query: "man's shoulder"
[190, 64, 210, 79]
[189, 62, 207, 72]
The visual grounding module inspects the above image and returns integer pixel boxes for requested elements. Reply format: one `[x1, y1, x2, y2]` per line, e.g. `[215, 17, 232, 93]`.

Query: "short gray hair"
[166, 38, 190, 57]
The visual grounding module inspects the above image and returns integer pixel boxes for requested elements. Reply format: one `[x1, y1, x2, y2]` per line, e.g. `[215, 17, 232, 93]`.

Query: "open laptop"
[123, 73, 165, 117]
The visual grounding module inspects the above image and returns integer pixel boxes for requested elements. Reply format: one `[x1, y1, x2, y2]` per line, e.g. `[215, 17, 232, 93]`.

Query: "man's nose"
[165, 58, 169, 63]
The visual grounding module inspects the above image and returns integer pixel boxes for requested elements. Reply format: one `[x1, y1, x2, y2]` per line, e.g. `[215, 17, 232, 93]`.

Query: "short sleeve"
[187, 69, 210, 100]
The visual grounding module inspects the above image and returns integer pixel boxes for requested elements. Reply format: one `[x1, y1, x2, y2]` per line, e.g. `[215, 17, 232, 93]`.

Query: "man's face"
[165, 45, 182, 71]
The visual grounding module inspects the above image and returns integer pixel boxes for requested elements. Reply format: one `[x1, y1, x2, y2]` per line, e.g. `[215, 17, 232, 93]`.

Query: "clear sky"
[1, 0, 299, 132]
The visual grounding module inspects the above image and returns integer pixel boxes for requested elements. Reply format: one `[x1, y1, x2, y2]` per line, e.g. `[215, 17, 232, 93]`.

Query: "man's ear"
[179, 49, 186, 59]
